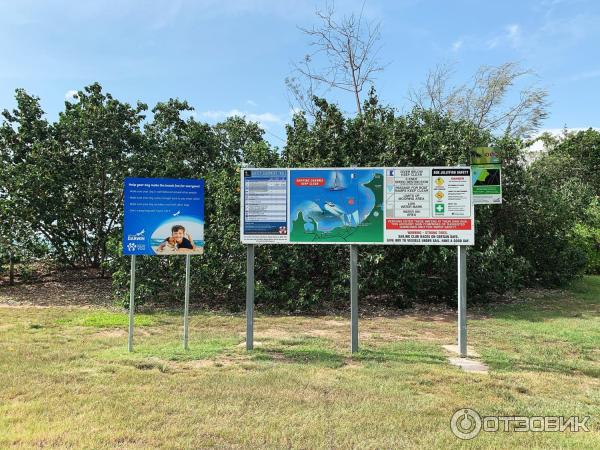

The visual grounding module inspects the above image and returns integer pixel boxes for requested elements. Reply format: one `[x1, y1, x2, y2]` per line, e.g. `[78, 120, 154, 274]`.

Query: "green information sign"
[471, 147, 502, 204]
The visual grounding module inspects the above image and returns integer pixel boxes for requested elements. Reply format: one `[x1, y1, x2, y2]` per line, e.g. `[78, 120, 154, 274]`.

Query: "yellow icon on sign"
[435, 191, 444, 201]
[435, 177, 444, 186]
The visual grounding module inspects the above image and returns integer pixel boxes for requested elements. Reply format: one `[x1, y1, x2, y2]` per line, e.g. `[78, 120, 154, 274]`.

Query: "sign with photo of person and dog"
[123, 177, 205, 255]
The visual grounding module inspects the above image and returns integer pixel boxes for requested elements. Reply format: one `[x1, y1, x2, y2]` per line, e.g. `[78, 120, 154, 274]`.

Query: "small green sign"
[434, 203, 445, 214]
[471, 147, 502, 205]
[472, 147, 500, 165]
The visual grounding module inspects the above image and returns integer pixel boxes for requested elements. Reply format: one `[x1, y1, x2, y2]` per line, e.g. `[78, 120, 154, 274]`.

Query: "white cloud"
[506, 24, 521, 47]
[533, 127, 599, 137]
[64, 89, 78, 101]
[451, 39, 463, 52]
[246, 99, 257, 107]
[199, 109, 283, 128]
[246, 112, 282, 124]
[151, 0, 183, 30]
[486, 23, 521, 50]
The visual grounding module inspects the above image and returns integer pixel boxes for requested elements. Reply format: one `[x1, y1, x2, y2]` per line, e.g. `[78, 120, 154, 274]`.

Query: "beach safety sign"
[240, 167, 474, 246]
[384, 168, 474, 245]
[123, 178, 205, 255]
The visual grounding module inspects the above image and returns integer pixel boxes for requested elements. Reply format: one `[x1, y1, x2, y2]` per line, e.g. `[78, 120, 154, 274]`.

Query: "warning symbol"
[435, 191, 444, 201]
[435, 177, 444, 186]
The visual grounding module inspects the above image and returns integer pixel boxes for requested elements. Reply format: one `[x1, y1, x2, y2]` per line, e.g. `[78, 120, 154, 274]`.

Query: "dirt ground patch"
[0, 278, 113, 308]
[93, 329, 129, 338]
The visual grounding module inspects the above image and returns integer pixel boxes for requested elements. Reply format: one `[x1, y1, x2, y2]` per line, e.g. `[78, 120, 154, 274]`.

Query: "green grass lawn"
[1, 277, 599, 448]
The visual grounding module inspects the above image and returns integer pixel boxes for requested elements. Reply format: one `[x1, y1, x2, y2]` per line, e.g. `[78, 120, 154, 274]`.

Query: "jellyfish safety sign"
[384, 168, 474, 245]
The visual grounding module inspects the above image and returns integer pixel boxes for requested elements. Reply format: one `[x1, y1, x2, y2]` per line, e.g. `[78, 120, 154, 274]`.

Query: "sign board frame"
[240, 167, 474, 246]
[123, 177, 205, 256]
[241, 167, 473, 356]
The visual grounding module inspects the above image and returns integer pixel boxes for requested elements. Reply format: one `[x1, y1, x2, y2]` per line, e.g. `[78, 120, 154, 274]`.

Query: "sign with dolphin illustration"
[289, 169, 384, 243]
[240, 168, 474, 245]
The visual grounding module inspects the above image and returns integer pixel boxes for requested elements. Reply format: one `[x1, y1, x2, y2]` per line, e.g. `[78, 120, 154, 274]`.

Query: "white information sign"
[384, 168, 474, 245]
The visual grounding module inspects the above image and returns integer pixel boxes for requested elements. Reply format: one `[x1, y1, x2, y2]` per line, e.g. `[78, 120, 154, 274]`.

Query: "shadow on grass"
[481, 347, 600, 378]
[250, 336, 346, 368]
[354, 341, 447, 366]
[251, 338, 447, 369]
[101, 336, 240, 364]
[483, 276, 600, 323]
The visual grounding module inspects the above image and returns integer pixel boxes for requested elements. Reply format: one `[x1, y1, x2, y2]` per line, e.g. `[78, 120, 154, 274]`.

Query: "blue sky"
[1, 0, 599, 146]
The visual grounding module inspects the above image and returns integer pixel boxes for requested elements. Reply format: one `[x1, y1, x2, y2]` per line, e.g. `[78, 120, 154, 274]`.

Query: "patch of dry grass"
[0, 277, 599, 448]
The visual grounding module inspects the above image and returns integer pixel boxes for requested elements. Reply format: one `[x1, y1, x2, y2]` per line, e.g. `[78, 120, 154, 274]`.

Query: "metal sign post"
[457, 246, 467, 357]
[240, 167, 475, 356]
[350, 245, 359, 353]
[128, 255, 136, 352]
[183, 254, 191, 350]
[246, 244, 255, 350]
[123, 177, 205, 352]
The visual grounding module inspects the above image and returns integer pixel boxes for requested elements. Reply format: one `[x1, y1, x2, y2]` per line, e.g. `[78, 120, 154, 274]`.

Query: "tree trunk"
[347, 38, 362, 116]
[9, 250, 14, 285]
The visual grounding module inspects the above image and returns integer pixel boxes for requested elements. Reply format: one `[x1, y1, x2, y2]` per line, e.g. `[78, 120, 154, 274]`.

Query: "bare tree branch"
[408, 61, 549, 138]
[287, 2, 385, 117]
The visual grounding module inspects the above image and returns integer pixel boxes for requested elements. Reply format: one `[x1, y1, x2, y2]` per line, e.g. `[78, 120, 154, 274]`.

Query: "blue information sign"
[241, 169, 288, 243]
[123, 178, 204, 255]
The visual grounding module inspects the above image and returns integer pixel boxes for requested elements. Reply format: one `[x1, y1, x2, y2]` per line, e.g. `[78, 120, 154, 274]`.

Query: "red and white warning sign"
[384, 167, 474, 245]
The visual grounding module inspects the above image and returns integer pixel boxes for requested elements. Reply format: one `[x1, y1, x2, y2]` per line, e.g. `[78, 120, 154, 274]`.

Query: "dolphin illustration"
[134, 229, 145, 237]
[323, 201, 345, 218]
[173, 210, 181, 216]
[323, 201, 351, 226]
[301, 201, 337, 223]
[298, 200, 354, 228]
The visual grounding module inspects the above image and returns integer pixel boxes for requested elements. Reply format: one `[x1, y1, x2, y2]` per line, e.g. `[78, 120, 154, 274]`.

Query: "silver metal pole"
[128, 255, 136, 352]
[458, 246, 467, 357]
[183, 254, 191, 350]
[350, 244, 359, 353]
[246, 244, 255, 350]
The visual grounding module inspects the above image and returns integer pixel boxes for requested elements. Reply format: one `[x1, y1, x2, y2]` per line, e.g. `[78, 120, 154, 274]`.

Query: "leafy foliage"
[0, 84, 146, 269]
[0, 84, 594, 308]
[531, 129, 600, 275]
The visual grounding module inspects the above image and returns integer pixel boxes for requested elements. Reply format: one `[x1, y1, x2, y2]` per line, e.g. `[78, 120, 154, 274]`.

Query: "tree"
[0, 84, 147, 270]
[0, 89, 65, 266]
[286, 2, 384, 116]
[409, 62, 549, 138]
[529, 129, 600, 275]
[549, 128, 600, 196]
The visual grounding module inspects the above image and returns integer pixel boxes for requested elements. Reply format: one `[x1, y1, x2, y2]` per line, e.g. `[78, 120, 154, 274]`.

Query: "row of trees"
[1, 83, 597, 310]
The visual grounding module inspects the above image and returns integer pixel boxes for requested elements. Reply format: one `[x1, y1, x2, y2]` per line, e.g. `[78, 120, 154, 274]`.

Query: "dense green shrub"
[1, 84, 594, 309]
[573, 200, 600, 274]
